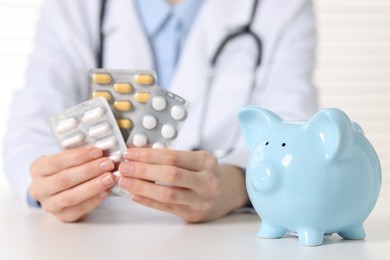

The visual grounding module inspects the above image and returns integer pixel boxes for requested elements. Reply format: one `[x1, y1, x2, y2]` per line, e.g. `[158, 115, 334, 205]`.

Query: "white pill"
[113, 170, 120, 178]
[152, 142, 166, 149]
[88, 122, 112, 138]
[112, 170, 121, 183]
[108, 151, 122, 163]
[142, 114, 157, 130]
[95, 136, 118, 150]
[152, 96, 167, 111]
[61, 132, 85, 148]
[111, 186, 131, 197]
[82, 107, 106, 124]
[110, 186, 122, 195]
[161, 124, 176, 139]
[170, 105, 186, 120]
[55, 117, 78, 135]
[133, 133, 148, 147]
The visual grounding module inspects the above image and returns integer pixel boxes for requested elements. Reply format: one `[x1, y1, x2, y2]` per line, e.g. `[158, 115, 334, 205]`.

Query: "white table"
[0, 186, 389, 260]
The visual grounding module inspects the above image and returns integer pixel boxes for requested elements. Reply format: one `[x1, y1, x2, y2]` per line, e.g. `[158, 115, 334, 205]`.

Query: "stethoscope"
[97, 0, 262, 159]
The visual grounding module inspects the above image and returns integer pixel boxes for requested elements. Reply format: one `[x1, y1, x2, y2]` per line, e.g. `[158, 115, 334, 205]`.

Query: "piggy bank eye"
[281, 143, 286, 147]
[265, 141, 269, 145]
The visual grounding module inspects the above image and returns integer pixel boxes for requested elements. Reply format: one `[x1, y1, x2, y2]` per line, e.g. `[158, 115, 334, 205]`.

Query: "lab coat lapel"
[102, 0, 154, 69]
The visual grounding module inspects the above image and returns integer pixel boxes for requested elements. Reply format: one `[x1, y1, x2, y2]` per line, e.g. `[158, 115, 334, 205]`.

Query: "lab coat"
[3, 0, 318, 205]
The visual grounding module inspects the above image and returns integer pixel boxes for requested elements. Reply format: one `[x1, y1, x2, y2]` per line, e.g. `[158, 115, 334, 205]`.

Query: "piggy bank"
[238, 106, 381, 246]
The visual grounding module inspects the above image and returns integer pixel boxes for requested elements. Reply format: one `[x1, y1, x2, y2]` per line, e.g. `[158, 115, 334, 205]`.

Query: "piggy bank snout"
[250, 162, 279, 193]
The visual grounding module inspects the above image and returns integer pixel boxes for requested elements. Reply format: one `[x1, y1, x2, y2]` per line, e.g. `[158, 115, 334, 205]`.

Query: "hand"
[118, 148, 249, 222]
[29, 146, 116, 222]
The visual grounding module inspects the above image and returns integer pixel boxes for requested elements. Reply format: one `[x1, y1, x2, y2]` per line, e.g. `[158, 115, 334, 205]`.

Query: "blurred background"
[0, 0, 389, 190]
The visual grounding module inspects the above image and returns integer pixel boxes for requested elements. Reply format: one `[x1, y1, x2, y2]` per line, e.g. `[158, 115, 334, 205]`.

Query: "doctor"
[3, 0, 318, 223]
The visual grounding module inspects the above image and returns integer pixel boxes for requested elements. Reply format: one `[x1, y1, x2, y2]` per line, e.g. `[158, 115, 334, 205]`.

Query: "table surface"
[0, 186, 389, 260]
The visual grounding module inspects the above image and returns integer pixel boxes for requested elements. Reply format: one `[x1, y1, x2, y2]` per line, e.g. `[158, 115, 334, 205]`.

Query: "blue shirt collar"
[136, 0, 204, 36]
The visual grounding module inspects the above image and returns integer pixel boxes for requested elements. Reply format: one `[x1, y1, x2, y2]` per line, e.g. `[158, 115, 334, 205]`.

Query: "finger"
[118, 177, 199, 206]
[41, 157, 115, 196]
[119, 160, 200, 189]
[43, 172, 115, 213]
[31, 146, 103, 176]
[124, 148, 216, 171]
[54, 191, 109, 223]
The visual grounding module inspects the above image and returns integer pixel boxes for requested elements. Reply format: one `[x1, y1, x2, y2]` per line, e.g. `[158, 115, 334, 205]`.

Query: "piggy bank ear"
[238, 106, 283, 151]
[306, 108, 353, 159]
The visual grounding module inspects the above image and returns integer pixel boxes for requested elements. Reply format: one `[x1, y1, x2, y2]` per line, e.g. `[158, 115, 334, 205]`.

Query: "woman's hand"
[29, 146, 116, 222]
[118, 148, 249, 222]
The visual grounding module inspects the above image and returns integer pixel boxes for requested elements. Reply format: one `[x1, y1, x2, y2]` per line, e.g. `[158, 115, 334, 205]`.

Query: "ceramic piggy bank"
[238, 106, 381, 246]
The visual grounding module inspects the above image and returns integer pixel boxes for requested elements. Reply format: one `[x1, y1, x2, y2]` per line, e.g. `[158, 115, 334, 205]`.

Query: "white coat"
[3, 0, 318, 204]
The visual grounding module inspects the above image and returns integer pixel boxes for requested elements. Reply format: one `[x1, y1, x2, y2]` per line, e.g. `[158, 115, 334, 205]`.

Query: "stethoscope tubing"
[196, 0, 262, 158]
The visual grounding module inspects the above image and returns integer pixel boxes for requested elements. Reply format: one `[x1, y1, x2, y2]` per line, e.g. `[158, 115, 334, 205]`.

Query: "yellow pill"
[114, 83, 132, 93]
[117, 119, 132, 129]
[92, 73, 112, 84]
[134, 92, 151, 103]
[92, 91, 112, 101]
[114, 101, 132, 111]
[134, 74, 155, 85]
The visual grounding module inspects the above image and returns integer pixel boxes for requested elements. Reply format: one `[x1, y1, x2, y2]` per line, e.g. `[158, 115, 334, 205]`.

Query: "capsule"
[92, 73, 112, 84]
[108, 151, 123, 163]
[113, 170, 120, 178]
[55, 117, 78, 135]
[95, 136, 118, 150]
[88, 122, 112, 138]
[61, 133, 85, 148]
[116, 118, 132, 129]
[114, 83, 132, 93]
[114, 101, 132, 112]
[134, 92, 151, 103]
[92, 91, 112, 101]
[82, 107, 106, 124]
[134, 74, 155, 85]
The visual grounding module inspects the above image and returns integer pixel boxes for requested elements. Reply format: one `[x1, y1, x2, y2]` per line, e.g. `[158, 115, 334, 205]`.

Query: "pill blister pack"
[49, 97, 130, 197]
[128, 87, 190, 148]
[89, 69, 158, 141]
[49, 69, 191, 199]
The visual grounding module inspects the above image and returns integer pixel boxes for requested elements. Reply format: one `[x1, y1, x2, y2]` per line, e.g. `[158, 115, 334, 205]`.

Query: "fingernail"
[99, 160, 114, 171]
[101, 174, 114, 187]
[89, 148, 102, 159]
[124, 150, 136, 160]
[120, 161, 132, 174]
[119, 177, 133, 188]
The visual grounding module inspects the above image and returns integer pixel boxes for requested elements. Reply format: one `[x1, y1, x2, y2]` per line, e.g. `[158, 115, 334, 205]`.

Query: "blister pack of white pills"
[89, 69, 158, 141]
[49, 97, 130, 197]
[128, 87, 191, 148]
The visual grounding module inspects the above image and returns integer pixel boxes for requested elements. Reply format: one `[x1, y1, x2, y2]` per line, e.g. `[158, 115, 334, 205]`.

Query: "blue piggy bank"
[238, 106, 381, 246]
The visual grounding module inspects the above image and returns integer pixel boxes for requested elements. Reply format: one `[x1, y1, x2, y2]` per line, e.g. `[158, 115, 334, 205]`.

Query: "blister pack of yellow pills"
[89, 69, 158, 141]
[49, 97, 130, 197]
[128, 87, 191, 148]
